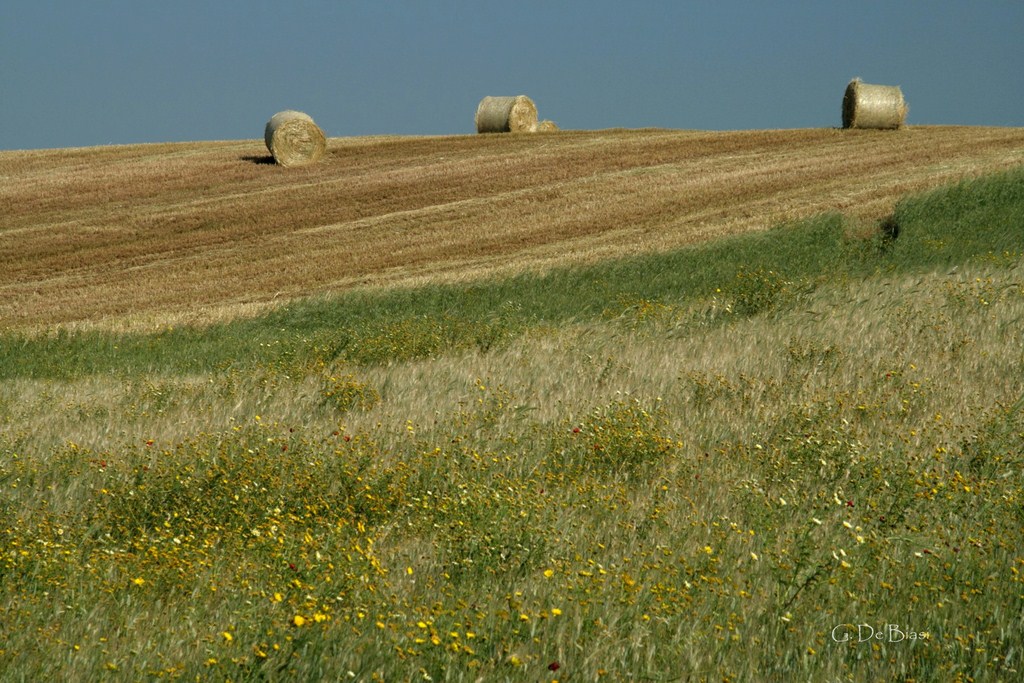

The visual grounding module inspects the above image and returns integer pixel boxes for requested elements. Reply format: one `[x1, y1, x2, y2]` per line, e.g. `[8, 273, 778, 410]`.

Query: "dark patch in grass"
[240, 154, 275, 165]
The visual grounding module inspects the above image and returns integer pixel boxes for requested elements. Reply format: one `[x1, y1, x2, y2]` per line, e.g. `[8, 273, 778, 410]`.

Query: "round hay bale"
[475, 95, 538, 133]
[533, 119, 559, 132]
[842, 79, 907, 130]
[264, 110, 326, 166]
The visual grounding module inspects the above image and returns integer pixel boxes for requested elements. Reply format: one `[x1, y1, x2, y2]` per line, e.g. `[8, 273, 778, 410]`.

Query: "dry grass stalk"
[533, 120, 559, 132]
[264, 110, 326, 166]
[842, 79, 908, 130]
[475, 96, 538, 133]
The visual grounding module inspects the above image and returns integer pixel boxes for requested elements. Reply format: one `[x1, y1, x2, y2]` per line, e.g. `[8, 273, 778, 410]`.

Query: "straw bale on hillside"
[264, 110, 326, 166]
[842, 79, 907, 130]
[475, 96, 539, 133]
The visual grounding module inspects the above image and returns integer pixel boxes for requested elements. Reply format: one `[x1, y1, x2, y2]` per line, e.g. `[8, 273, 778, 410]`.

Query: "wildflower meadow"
[2, 169, 1023, 681]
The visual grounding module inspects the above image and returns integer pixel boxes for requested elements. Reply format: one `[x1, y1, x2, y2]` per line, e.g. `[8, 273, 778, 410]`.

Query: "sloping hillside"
[2, 126, 1023, 330]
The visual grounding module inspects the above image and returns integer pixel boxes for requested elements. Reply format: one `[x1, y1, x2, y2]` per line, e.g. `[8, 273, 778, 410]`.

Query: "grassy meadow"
[2, 166, 1024, 681]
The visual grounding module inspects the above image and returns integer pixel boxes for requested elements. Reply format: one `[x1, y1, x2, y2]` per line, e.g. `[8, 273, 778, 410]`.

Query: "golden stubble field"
[2, 125, 1023, 331]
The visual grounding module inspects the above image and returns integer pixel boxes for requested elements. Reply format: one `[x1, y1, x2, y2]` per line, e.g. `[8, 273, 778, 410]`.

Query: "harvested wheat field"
[2, 126, 1023, 331]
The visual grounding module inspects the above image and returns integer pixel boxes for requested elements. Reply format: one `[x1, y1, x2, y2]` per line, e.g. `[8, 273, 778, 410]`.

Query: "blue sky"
[1, 1, 1021, 150]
